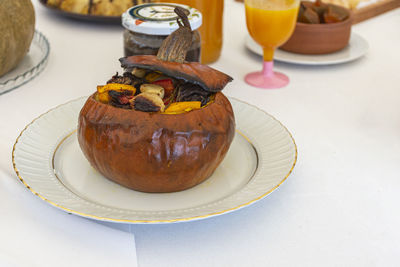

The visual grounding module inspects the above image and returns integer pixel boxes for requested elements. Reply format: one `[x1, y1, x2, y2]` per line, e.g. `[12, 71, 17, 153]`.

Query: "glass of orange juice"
[245, 0, 299, 89]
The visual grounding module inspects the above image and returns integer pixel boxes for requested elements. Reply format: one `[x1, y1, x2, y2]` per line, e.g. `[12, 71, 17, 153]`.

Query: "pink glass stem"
[245, 60, 290, 89]
[262, 61, 274, 77]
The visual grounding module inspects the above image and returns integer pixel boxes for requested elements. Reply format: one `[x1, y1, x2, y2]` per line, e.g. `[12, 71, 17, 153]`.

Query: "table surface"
[1, 1, 399, 266]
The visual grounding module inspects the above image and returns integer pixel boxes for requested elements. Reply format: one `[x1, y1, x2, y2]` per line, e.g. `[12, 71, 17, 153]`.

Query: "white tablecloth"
[1, 0, 399, 266]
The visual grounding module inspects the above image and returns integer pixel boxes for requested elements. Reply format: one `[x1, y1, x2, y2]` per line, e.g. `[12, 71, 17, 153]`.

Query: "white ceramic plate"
[0, 31, 50, 95]
[12, 97, 297, 224]
[245, 32, 369, 65]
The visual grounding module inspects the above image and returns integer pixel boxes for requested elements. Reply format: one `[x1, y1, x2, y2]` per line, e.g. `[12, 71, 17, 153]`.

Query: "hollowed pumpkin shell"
[78, 92, 235, 193]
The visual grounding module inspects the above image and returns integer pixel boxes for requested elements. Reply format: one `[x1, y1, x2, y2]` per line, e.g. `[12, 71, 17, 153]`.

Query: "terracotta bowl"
[280, 7, 352, 55]
[78, 92, 235, 193]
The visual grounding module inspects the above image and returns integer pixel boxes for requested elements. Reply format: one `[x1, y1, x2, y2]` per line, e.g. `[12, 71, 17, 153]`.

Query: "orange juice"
[157, 0, 224, 64]
[245, 2, 299, 61]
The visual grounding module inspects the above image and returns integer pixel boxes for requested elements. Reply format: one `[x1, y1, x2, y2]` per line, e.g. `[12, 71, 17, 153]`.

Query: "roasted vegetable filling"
[95, 69, 213, 114]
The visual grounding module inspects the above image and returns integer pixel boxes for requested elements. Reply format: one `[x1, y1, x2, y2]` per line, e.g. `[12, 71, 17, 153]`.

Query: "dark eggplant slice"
[176, 83, 211, 106]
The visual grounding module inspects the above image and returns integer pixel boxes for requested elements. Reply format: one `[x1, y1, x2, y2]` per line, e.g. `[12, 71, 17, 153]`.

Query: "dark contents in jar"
[124, 30, 201, 62]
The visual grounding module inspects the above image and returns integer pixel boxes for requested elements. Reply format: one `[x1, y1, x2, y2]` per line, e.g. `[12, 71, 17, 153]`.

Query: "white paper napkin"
[0, 172, 137, 267]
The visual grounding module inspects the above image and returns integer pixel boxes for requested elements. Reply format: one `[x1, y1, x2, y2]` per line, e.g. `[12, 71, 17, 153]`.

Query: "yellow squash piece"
[97, 83, 136, 94]
[163, 101, 202, 114]
[97, 92, 110, 103]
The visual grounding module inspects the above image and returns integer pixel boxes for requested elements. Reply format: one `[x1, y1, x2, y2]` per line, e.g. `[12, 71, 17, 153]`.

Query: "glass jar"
[122, 3, 202, 62]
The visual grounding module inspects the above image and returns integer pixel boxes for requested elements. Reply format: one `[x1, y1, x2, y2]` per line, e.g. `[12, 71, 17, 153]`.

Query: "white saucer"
[245, 32, 369, 65]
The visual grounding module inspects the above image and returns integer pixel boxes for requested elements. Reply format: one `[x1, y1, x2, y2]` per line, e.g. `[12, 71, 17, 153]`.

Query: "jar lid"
[122, 3, 202, 36]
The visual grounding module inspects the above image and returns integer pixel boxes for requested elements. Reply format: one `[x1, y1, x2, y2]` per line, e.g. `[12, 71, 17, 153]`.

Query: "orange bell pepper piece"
[163, 101, 201, 114]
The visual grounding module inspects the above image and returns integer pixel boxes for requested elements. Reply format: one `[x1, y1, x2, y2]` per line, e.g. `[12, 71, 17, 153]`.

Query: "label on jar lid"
[122, 3, 202, 36]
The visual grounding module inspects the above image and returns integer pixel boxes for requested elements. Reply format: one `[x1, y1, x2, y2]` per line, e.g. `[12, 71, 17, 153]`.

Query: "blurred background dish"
[0, 31, 50, 95]
[39, 0, 152, 22]
[321, 0, 364, 10]
[245, 33, 368, 65]
[0, 0, 35, 77]
[280, 1, 353, 55]
[235, 0, 400, 24]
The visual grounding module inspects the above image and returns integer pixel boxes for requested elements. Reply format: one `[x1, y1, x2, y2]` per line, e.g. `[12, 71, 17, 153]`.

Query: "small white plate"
[13, 97, 297, 224]
[245, 32, 369, 65]
[0, 31, 50, 95]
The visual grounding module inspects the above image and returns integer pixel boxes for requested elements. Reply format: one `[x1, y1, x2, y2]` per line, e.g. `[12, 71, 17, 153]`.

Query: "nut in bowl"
[280, 0, 352, 55]
[78, 7, 235, 193]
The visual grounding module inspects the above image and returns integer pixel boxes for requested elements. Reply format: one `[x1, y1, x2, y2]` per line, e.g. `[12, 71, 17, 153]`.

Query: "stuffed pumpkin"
[78, 7, 235, 193]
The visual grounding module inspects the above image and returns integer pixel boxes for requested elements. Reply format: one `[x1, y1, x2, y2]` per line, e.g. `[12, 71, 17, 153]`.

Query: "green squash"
[0, 0, 35, 77]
